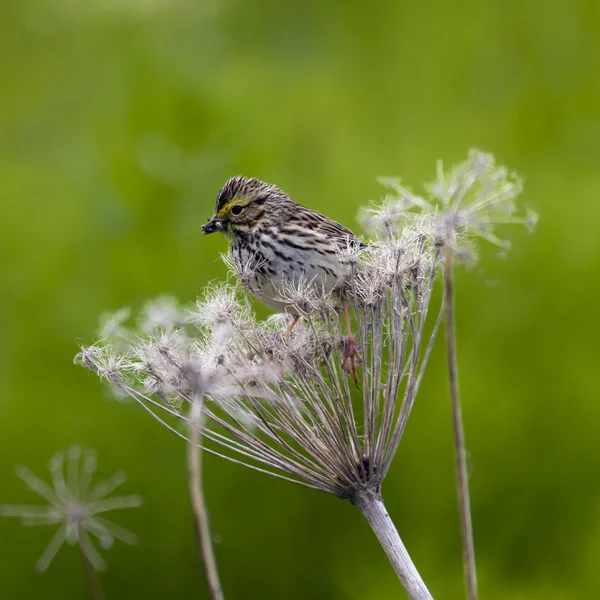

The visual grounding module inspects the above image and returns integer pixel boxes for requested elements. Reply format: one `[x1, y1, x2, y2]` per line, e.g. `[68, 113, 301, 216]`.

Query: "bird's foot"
[341, 335, 361, 386]
[283, 314, 300, 342]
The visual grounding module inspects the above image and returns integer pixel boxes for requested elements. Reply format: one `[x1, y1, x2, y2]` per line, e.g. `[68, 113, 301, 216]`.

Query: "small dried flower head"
[98, 307, 133, 349]
[135, 329, 189, 365]
[360, 179, 430, 238]
[1, 447, 142, 571]
[351, 227, 434, 308]
[363, 150, 535, 262]
[336, 237, 365, 269]
[272, 275, 335, 316]
[138, 296, 182, 332]
[188, 283, 251, 331]
[360, 196, 405, 238]
[75, 345, 132, 385]
[222, 250, 269, 287]
[426, 149, 534, 258]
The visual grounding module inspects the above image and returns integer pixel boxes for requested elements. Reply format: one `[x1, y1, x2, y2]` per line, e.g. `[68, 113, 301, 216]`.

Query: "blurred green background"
[1, 0, 599, 598]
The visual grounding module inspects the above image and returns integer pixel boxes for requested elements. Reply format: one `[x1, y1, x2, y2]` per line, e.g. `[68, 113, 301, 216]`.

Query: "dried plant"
[76, 150, 534, 600]
[1, 447, 142, 600]
[369, 150, 535, 599]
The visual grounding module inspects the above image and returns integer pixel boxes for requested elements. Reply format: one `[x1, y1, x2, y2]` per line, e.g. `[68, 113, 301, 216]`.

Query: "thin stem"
[353, 490, 433, 600]
[443, 251, 477, 600]
[77, 531, 105, 600]
[187, 398, 225, 600]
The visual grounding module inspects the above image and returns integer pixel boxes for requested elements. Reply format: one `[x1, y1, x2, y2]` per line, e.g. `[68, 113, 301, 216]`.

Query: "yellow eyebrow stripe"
[217, 196, 250, 218]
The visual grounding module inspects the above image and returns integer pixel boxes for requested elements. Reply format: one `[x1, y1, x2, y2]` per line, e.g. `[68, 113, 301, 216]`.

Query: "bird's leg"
[341, 299, 361, 385]
[283, 314, 300, 342]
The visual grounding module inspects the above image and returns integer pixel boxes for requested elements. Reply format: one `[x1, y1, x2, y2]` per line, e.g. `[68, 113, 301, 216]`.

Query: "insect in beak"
[202, 216, 228, 234]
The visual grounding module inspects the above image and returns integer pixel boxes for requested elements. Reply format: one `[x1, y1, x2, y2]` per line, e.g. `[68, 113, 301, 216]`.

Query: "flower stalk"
[187, 398, 225, 600]
[443, 250, 477, 600]
[353, 490, 433, 600]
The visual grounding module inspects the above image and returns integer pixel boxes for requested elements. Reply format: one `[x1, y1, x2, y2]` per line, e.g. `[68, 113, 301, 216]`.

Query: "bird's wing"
[290, 205, 365, 248]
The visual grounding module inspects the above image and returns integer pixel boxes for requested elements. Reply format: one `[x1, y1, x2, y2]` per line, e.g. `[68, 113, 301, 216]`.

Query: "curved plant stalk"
[443, 251, 477, 600]
[188, 398, 225, 600]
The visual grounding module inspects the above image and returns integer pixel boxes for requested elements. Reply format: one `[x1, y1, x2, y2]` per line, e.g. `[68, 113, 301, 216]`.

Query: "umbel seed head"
[79, 150, 534, 498]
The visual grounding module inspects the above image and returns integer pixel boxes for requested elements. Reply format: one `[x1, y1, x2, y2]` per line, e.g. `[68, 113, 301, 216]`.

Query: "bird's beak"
[202, 215, 228, 235]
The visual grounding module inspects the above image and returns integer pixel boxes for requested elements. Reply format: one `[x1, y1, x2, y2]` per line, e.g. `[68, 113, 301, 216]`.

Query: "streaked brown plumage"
[203, 176, 361, 312]
[203, 176, 363, 379]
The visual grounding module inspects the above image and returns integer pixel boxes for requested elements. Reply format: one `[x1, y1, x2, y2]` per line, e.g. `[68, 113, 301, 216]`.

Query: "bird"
[202, 176, 362, 381]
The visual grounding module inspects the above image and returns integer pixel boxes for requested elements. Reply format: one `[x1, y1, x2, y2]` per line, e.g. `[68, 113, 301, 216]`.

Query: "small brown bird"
[203, 176, 362, 379]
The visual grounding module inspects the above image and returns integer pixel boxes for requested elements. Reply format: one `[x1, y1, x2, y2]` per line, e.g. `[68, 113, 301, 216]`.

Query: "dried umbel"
[77, 150, 533, 599]
[78, 150, 533, 498]
[1, 447, 141, 572]
[362, 149, 535, 258]
[77, 227, 442, 501]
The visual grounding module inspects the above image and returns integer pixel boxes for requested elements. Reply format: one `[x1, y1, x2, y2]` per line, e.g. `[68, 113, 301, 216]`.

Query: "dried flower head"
[77, 150, 531, 501]
[1, 447, 142, 571]
[138, 296, 183, 332]
[77, 240, 443, 500]
[363, 149, 536, 261]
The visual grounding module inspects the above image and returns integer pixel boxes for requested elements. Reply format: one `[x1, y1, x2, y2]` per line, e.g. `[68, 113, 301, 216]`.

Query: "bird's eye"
[231, 205, 244, 216]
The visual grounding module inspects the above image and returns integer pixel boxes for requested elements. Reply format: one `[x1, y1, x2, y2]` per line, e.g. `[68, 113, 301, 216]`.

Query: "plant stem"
[353, 489, 433, 600]
[187, 398, 225, 600]
[77, 532, 105, 600]
[443, 251, 477, 600]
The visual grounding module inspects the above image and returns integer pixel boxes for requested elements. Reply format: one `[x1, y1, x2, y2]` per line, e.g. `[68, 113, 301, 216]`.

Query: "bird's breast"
[231, 234, 349, 314]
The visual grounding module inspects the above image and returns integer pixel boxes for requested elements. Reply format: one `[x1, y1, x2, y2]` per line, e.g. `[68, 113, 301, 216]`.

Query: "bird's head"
[202, 176, 292, 237]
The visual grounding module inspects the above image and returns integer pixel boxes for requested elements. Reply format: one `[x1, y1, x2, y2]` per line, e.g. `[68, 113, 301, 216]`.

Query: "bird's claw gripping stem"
[341, 335, 362, 386]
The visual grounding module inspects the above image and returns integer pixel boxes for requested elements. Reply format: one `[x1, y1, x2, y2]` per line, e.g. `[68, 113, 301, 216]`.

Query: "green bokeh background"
[1, 1, 599, 598]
